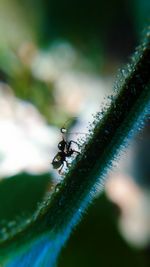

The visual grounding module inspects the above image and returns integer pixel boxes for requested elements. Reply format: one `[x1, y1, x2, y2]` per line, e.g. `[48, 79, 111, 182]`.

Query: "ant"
[51, 126, 80, 174]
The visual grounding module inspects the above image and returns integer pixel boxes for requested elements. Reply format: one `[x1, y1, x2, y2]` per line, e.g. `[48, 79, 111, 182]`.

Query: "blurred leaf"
[0, 173, 51, 220]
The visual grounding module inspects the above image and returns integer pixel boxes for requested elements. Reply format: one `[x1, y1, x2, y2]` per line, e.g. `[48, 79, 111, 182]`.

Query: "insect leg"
[67, 140, 79, 150]
[72, 150, 80, 155]
[58, 163, 64, 174]
[67, 141, 81, 155]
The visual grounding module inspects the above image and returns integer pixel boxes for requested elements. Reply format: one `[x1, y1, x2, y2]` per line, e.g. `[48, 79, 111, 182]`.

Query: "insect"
[51, 126, 80, 174]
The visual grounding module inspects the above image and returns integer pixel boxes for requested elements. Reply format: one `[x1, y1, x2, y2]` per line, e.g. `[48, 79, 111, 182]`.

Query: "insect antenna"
[60, 117, 78, 139]
[67, 132, 88, 135]
[60, 117, 89, 142]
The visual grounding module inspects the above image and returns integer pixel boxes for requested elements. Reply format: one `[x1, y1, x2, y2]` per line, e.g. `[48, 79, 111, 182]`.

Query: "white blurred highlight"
[0, 83, 59, 177]
[106, 173, 150, 247]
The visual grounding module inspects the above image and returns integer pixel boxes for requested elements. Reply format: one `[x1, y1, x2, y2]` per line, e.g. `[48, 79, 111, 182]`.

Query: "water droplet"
[55, 182, 62, 192]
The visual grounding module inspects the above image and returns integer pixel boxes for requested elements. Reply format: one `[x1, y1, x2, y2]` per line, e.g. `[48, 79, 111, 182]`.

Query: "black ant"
[51, 127, 80, 174]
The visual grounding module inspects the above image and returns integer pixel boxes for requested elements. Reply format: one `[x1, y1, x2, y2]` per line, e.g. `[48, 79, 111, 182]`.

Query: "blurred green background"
[0, 0, 150, 266]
